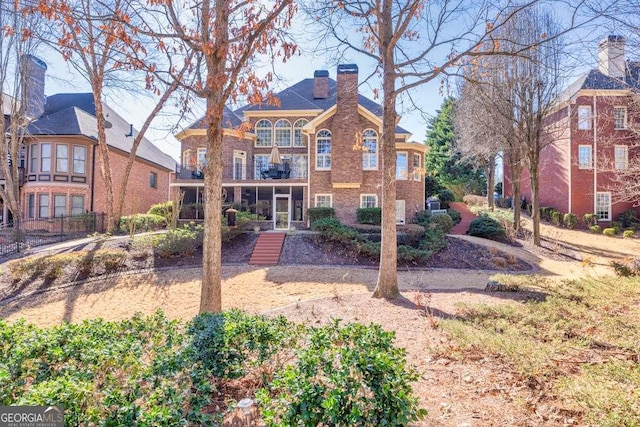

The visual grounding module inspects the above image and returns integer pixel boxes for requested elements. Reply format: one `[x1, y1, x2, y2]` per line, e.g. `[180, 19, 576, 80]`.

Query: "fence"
[0, 212, 106, 257]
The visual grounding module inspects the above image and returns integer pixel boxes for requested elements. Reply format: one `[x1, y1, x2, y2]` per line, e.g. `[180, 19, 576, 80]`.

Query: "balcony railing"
[175, 161, 308, 182]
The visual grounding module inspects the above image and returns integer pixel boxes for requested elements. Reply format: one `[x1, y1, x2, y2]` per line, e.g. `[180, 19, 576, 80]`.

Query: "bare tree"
[134, 0, 296, 313]
[0, 1, 43, 223]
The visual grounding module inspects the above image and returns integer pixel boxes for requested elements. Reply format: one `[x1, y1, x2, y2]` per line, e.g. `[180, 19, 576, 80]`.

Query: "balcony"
[175, 161, 308, 183]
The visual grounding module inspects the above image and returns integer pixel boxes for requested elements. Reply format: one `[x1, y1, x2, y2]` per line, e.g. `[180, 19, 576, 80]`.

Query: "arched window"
[274, 119, 292, 147]
[316, 129, 332, 169]
[293, 119, 309, 147]
[362, 129, 378, 170]
[255, 119, 272, 147]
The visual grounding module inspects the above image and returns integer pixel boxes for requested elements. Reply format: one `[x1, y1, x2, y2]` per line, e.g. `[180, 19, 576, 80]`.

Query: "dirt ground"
[0, 219, 638, 426]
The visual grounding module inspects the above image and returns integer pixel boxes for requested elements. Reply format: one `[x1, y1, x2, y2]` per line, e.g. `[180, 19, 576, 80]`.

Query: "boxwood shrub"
[119, 213, 166, 233]
[468, 215, 505, 240]
[356, 207, 382, 225]
[307, 207, 335, 225]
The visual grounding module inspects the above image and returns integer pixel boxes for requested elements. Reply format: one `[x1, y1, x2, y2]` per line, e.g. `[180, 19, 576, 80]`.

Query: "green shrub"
[399, 224, 425, 247]
[307, 207, 335, 225]
[540, 207, 555, 222]
[118, 213, 166, 233]
[589, 225, 602, 234]
[437, 189, 455, 207]
[256, 321, 427, 426]
[150, 226, 203, 257]
[147, 201, 173, 220]
[603, 227, 617, 237]
[468, 215, 505, 240]
[550, 210, 563, 227]
[311, 217, 342, 232]
[617, 209, 639, 229]
[610, 257, 640, 277]
[563, 213, 578, 229]
[447, 208, 462, 225]
[429, 213, 453, 233]
[583, 213, 597, 227]
[623, 230, 635, 239]
[221, 214, 251, 242]
[412, 210, 431, 227]
[611, 221, 622, 234]
[356, 207, 382, 225]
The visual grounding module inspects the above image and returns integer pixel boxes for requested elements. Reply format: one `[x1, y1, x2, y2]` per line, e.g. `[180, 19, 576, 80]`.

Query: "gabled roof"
[185, 106, 243, 130]
[28, 93, 176, 171]
[237, 77, 410, 134]
[556, 62, 640, 105]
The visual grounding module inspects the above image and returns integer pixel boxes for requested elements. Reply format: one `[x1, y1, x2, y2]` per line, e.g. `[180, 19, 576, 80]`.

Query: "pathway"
[448, 202, 477, 235]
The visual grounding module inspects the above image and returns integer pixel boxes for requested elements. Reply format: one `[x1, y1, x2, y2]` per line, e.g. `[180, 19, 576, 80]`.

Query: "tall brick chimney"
[598, 35, 626, 78]
[336, 64, 358, 111]
[20, 55, 47, 119]
[313, 70, 329, 99]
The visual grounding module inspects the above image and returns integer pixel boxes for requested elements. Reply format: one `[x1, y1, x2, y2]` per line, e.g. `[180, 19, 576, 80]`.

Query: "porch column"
[233, 186, 242, 204]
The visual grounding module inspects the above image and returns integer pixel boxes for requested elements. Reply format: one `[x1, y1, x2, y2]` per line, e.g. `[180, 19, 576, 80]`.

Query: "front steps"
[248, 232, 286, 266]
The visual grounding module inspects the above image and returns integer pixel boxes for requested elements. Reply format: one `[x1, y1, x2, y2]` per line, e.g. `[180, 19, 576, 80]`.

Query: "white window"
[578, 145, 592, 169]
[29, 144, 37, 173]
[291, 154, 308, 179]
[396, 152, 408, 179]
[41, 143, 51, 172]
[274, 119, 292, 147]
[27, 194, 35, 219]
[73, 146, 86, 174]
[255, 119, 272, 147]
[596, 192, 611, 221]
[315, 194, 332, 208]
[56, 144, 68, 173]
[54, 194, 67, 217]
[293, 119, 308, 147]
[412, 153, 422, 181]
[233, 150, 246, 180]
[196, 148, 206, 171]
[254, 154, 270, 180]
[613, 107, 627, 130]
[360, 194, 378, 208]
[38, 194, 49, 218]
[182, 149, 191, 169]
[577, 105, 592, 130]
[71, 195, 84, 216]
[316, 129, 332, 169]
[362, 129, 378, 170]
[615, 145, 628, 170]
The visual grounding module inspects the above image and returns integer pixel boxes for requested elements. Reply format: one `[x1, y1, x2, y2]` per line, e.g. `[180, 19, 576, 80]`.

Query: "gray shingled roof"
[237, 77, 411, 134]
[185, 106, 243, 130]
[28, 93, 176, 171]
[555, 62, 640, 105]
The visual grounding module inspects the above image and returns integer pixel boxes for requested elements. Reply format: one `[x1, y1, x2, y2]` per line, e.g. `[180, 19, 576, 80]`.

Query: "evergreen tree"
[424, 98, 486, 199]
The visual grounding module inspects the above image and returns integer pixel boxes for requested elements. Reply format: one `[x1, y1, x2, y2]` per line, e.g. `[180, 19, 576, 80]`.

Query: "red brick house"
[174, 64, 426, 230]
[0, 56, 176, 225]
[504, 36, 640, 223]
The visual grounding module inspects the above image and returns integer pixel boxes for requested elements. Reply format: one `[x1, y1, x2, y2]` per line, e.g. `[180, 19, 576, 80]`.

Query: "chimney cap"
[337, 64, 358, 74]
[21, 54, 48, 70]
[600, 35, 625, 45]
[314, 70, 329, 78]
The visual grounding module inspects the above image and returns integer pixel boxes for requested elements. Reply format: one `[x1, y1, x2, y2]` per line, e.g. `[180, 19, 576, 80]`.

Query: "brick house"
[174, 64, 426, 230]
[0, 56, 176, 225]
[504, 36, 640, 223]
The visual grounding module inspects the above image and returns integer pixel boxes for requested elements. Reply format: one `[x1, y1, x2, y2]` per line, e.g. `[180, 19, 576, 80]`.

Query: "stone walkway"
[448, 202, 477, 235]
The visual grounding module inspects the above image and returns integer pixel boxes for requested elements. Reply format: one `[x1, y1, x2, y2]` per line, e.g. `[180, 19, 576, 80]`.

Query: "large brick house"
[174, 64, 426, 230]
[0, 56, 176, 225]
[505, 36, 640, 223]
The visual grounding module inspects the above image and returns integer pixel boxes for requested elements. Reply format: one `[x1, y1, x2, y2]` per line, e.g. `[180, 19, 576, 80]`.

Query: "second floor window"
[396, 152, 408, 179]
[29, 145, 37, 173]
[56, 144, 68, 173]
[150, 171, 158, 188]
[197, 148, 207, 170]
[293, 119, 308, 147]
[275, 119, 292, 147]
[73, 146, 86, 174]
[613, 107, 627, 129]
[362, 129, 378, 170]
[578, 145, 592, 169]
[413, 153, 422, 181]
[41, 143, 51, 172]
[615, 145, 628, 170]
[577, 105, 592, 130]
[255, 119, 272, 147]
[316, 129, 332, 169]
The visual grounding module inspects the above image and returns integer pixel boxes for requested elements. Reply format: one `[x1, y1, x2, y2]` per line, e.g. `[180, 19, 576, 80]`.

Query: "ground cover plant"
[439, 274, 640, 426]
[0, 310, 426, 426]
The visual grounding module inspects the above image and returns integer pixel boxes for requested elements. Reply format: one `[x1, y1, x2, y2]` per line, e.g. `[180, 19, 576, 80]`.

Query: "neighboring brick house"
[174, 64, 426, 230]
[0, 56, 176, 225]
[504, 36, 640, 223]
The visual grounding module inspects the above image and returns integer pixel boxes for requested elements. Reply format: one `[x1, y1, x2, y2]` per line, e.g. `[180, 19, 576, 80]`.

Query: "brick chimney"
[20, 55, 47, 119]
[598, 35, 626, 78]
[313, 70, 329, 99]
[336, 64, 358, 111]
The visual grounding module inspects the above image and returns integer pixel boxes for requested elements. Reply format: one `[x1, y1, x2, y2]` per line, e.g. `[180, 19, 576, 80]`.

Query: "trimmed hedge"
[119, 213, 166, 233]
[356, 207, 382, 225]
[307, 207, 335, 225]
[468, 215, 505, 240]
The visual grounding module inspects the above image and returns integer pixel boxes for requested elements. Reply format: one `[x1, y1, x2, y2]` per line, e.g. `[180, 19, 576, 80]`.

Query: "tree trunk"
[509, 159, 522, 232]
[199, 100, 224, 313]
[92, 88, 116, 232]
[530, 160, 541, 246]
[487, 161, 495, 211]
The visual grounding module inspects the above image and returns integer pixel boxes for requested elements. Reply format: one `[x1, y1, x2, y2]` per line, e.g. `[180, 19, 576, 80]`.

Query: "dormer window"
[255, 119, 272, 147]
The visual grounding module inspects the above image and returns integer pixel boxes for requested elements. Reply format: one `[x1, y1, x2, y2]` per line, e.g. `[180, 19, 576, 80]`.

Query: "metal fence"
[0, 212, 106, 257]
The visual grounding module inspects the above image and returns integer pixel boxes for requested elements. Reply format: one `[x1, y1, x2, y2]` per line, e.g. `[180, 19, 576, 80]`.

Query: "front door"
[274, 194, 290, 230]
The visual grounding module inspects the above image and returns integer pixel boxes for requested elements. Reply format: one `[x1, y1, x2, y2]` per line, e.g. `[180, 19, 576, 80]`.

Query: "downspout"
[567, 104, 572, 213]
[90, 142, 97, 212]
[306, 130, 311, 228]
[592, 96, 597, 216]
